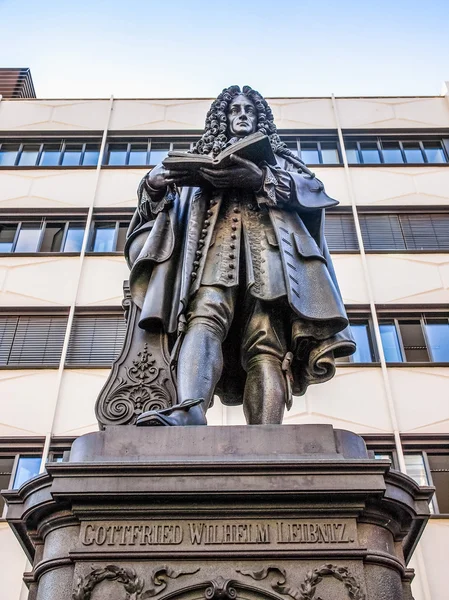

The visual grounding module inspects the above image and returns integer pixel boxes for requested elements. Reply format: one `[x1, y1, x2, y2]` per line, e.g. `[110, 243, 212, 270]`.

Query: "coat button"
[229, 263, 235, 269]
[233, 207, 240, 213]
[230, 243, 236, 249]
[191, 272, 197, 280]
[229, 253, 235, 259]
[232, 225, 237, 231]
[198, 240, 204, 247]
[228, 273, 234, 279]
[201, 228, 207, 235]
[231, 234, 236, 240]
[196, 250, 202, 257]
[207, 210, 213, 217]
[232, 217, 238, 222]
[193, 261, 199, 267]
[204, 220, 210, 226]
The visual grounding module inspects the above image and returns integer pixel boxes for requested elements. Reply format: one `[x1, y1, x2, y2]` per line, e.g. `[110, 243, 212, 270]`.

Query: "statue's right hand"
[146, 165, 195, 191]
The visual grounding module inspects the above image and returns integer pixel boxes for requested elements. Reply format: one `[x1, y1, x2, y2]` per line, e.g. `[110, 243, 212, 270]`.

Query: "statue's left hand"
[199, 154, 263, 190]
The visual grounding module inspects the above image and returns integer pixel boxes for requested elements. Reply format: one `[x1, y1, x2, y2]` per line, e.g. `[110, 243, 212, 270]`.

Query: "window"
[337, 320, 376, 364]
[324, 213, 359, 251]
[360, 212, 449, 251]
[427, 453, 449, 514]
[344, 137, 448, 165]
[66, 314, 127, 367]
[0, 315, 67, 367]
[0, 140, 100, 167]
[404, 452, 449, 514]
[89, 219, 129, 252]
[279, 137, 341, 165]
[13, 456, 41, 488]
[104, 139, 195, 166]
[0, 443, 71, 515]
[0, 454, 41, 513]
[379, 315, 449, 363]
[0, 219, 86, 253]
[366, 439, 449, 516]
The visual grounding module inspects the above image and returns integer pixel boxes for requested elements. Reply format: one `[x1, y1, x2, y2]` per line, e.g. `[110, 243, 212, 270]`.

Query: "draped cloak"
[124, 157, 356, 404]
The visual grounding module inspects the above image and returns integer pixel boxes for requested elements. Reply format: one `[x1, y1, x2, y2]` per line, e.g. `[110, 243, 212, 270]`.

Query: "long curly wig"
[192, 85, 310, 172]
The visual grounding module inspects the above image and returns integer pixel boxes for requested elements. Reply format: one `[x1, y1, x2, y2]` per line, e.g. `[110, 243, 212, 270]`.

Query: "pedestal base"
[4, 425, 432, 600]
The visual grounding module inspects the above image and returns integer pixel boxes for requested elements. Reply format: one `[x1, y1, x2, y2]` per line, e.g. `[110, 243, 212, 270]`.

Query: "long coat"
[125, 157, 355, 401]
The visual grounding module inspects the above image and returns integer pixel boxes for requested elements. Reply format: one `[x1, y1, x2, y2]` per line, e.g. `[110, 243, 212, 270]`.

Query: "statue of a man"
[125, 85, 355, 426]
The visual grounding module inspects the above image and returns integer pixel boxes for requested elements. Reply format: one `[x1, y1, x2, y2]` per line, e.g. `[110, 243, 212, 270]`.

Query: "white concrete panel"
[77, 256, 128, 306]
[286, 368, 391, 433]
[417, 520, 449, 600]
[314, 167, 350, 205]
[336, 97, 449, 129]
[0, 170, 97, 209]
[367, 255, 449, 304]
[0, 256, 79, 306]
[269, 98, 336, 129]
[331, 255, 369, 303]
[95, 169, 141, 208]
[0, 523, 27, 600]
[0, 370, 57, 436]
[108, 98, 337, 131]
[350, 167, 449, 207]
[53, 369, 107, 436]
[389, 367, 449, 433]
[225, 368, 391, 433]
[0, 99, 110, 131]
[109, 99, 210, 130]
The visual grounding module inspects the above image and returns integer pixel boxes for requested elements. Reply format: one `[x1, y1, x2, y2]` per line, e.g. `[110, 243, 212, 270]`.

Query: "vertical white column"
[39, 96, 114, 471]
[330, 94, 407, 473]
[331, 92, 433, 600]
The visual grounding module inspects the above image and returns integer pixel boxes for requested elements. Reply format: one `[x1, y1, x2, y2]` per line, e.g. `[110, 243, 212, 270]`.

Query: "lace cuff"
[141, 179, 176, 216]
[257, 164, 292, 207]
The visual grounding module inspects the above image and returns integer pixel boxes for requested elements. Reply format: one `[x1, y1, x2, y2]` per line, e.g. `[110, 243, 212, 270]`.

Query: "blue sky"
[1, 0, 448, 98]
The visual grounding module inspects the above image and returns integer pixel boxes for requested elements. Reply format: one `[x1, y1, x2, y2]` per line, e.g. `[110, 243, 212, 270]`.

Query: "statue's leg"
[177, 285, 237, 417]
[242, 300, 287, 425]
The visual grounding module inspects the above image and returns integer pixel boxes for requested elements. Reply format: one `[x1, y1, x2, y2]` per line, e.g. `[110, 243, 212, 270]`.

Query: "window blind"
[324, 214, 359, 251]
[66, 315, 126, 366]
[0, 316, 66, 366]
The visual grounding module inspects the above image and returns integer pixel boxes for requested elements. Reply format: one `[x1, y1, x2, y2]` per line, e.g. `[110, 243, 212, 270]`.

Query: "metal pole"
[331, 94, 407, 474]
[39, 95, 114, 472]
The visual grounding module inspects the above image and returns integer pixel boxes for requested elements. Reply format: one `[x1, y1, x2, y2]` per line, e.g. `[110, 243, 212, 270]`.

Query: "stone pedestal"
[4, 425, 432, 600]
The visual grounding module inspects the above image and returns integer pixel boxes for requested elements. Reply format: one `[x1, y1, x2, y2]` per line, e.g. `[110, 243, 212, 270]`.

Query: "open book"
[162, 132, 277, 171]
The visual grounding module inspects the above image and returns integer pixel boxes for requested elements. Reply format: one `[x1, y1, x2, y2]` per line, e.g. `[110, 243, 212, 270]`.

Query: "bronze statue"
[124, 85, 355, 426]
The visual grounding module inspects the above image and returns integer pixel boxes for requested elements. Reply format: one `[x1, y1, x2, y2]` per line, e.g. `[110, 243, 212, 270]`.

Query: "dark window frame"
[103, 138, 196, 167]
[359, 210, 449, 252]
[87, 217, 131, 253]
[0, 139, 101, 168]
[0, 217, 87, 254]
[378, 312, 449, 364]
[344, 136, 449, 165]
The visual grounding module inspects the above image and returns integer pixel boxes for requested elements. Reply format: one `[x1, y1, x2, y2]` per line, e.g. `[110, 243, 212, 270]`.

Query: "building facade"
[0, 88, 448, 599]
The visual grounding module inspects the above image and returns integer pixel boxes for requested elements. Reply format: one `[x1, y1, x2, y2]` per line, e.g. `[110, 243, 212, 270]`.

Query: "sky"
[1, 0, 449, 99]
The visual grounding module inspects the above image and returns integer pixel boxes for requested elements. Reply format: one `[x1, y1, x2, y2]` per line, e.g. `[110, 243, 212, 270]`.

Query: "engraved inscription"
[189, 522, 270, 544]
[276, 521, 351, 544]
[79, 519, 356, 551]
[82, 523, 183, 546]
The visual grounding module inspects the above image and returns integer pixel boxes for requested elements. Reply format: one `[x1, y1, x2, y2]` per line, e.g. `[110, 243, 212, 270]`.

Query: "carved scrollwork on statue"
[237, 564, 365, 600]
[205, 577, 238, 600]
[140, 566, 201, 598]
[72, 565, 144, 600]
[73, 565, 200, 600]
[95, 282, 177, 428]
[102, 343, 174, 420]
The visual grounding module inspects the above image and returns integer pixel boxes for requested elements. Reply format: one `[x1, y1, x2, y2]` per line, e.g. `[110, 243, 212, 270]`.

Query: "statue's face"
[227, 94, 257, 138]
